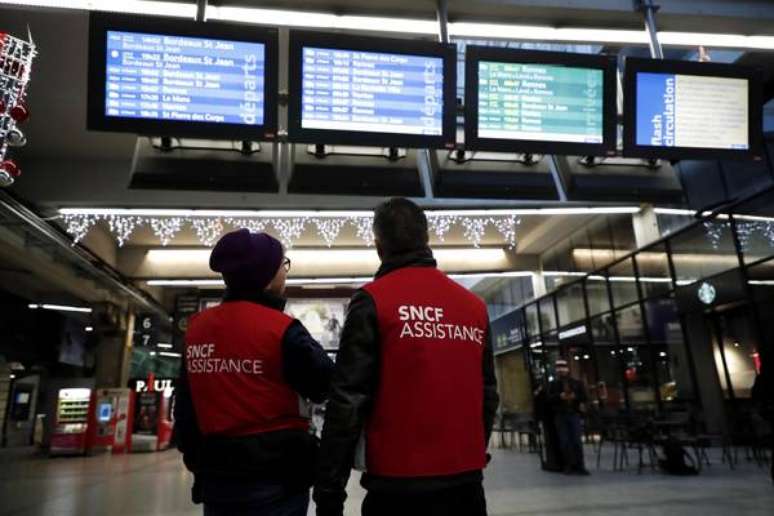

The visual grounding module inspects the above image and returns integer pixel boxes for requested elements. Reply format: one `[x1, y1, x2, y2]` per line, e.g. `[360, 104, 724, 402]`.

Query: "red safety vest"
[362, 267, 489, 477]
[184, 301, 308, 436]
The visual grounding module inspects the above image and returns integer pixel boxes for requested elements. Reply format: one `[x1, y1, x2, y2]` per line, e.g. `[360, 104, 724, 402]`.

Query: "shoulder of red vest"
[197, 302, 294, 329]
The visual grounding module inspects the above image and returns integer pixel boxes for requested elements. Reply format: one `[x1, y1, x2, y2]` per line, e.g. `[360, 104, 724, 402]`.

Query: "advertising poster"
[285, 298, 348, 350]
[133, 391, 160, 436]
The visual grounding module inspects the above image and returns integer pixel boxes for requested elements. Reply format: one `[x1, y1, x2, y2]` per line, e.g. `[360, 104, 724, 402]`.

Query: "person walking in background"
[174, 229, 334, 515]
[547, 359, 590, 475]
[313, 197, 500, 516]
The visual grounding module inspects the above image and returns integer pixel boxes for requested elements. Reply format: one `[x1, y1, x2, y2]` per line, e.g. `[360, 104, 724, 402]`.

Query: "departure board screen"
[635, 72, 749, 150]
[477, 61, 604, 144]
[300, 47, 445, 136]
[104, 30, 266, 125]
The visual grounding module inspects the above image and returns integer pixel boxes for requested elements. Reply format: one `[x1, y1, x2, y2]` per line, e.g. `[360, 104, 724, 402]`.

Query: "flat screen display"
[301, 48, 444, 136]
[634, 73, 748, 150]
[288, 31, 457, 148]
[623, 57, 763, 161]
[477, 61, 604, 144]
[98, 403, 112, 423]
[105, 31, 266, 126]
[465, 47, 617, 156]
[88, 13, 278, 140]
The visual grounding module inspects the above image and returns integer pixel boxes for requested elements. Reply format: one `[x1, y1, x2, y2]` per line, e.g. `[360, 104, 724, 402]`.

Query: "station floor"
[0, 445, 772, 516]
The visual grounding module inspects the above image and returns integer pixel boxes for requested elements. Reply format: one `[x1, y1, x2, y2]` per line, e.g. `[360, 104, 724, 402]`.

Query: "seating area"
[492, 408, 772, 476]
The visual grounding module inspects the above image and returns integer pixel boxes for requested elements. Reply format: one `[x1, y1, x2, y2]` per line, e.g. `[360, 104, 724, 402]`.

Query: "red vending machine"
[85, 388, 133, 455]
[50, 388, 91, 456]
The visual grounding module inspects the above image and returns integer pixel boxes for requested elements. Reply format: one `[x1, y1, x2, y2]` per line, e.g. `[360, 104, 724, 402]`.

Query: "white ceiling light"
[206, 6, 438, 35]
[206, 5, 774, 51]
[542, 271, 588, 277]
[658, 32, 774, 51]
[143, 247, 512, 280]
[0, 0, 197, 17]
[147, 270, 535, 288]
[159, 351, 182, 358]
[28, 303, 93, 313]
[449, 23, 649, 45]
[58, 207, 638, 218]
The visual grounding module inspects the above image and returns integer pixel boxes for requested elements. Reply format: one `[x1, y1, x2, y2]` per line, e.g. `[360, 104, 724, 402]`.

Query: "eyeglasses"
[282, 256, 291, 272]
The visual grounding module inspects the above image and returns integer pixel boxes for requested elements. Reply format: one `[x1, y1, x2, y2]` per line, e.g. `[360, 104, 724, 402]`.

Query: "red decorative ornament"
[624, 367, 638, 382]
[1, 160, 20, 178]
[10, 102, 29, 123]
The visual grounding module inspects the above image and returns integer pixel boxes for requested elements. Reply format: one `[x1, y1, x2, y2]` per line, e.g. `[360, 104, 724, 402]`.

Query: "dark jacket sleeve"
[282, 320, 335, 403]
[482, 323, 499, 446]
[313, 290, 380, 514]
[174, 357, 203, 474]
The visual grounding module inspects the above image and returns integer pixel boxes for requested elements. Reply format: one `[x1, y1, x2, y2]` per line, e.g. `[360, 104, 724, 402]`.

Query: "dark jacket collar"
[222, 288, 287, 311]
[375, 247, 437, 279]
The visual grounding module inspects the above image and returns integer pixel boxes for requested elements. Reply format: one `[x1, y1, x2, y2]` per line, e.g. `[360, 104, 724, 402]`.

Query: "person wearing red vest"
[314, 198, 499, 516]
[174, 229, 334, 516]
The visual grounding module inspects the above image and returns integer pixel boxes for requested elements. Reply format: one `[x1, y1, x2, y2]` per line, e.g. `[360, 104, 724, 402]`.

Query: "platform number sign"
[134, 313, 158, 348]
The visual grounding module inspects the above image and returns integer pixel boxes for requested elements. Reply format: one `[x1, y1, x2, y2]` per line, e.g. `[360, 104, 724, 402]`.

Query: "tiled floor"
[0, 445, 771, 516]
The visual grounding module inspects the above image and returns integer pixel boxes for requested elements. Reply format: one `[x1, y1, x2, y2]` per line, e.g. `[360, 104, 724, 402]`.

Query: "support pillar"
[94, 306, 134, 389]
[632, 204, 661, 248]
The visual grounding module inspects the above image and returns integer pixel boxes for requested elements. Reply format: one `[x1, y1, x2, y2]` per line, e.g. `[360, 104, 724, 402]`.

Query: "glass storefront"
[489, 186, 774, 428]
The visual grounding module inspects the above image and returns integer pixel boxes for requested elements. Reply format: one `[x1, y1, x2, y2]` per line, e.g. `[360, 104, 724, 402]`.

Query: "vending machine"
[50, 388, 91, 456]
[85, 388, 132, 455]
[129, 379, 175, 452]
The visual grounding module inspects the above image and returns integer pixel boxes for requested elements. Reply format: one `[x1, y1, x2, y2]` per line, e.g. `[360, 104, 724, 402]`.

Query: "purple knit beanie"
[210, 229, 284, 292]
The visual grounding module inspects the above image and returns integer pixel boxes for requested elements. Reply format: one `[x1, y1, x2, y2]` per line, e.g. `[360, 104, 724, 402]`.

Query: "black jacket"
[547, 376, 588, 415]
[313, 250, 500, 514]
[174, 289, 334, 503]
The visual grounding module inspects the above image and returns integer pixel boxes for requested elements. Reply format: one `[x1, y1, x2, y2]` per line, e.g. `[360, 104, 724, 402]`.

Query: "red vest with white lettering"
[362, 266, 489, 477]
[184, 301, 308, 436]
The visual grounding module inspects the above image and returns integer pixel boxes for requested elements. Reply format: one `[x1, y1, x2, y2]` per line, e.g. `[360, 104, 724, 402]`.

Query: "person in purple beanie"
[174, 229, 335, 516]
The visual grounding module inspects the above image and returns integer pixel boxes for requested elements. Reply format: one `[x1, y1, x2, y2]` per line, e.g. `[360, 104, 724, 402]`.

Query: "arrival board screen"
[301, 47, 444, 135]
[478, 61, 604, 143]
[104, 31, 266, 125]
[635, 73, 749, 150]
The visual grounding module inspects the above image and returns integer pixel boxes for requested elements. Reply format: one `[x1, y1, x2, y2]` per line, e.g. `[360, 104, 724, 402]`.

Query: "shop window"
[590, 313, 616, 348]
[495, 350, 534, 414]
[736, 218, 774, 266]
[635, 243, 673, 299]
[585, 277, 611, 316]
[608, 258, 639, 308]
[735, 187, 774, 266]
[564, 343, 596, 390]
[527, 337, 546, 384]
[539, 298, 557, 331]
[542, 334, 560, 382]
[593, 347, 625, 412]
[556, 282, 586, 327]
[671, 220, 738, 286]
[622, 346, 657, 410]
[712, 308, 761, 399]
[616, 304, 646, 347]
[525, 303, 539, 337]
[643, 296, 696, 403]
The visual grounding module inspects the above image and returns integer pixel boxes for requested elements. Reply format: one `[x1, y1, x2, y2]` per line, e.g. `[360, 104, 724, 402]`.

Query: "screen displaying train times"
[301, 47, 445, 135]
[635, 72, 749, 150]
[477, 61, 605, 143]
[104, 31, 266, 125]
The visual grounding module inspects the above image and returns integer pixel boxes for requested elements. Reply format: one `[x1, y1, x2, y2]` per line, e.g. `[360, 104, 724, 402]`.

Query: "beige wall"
[496, 349, 533, 414]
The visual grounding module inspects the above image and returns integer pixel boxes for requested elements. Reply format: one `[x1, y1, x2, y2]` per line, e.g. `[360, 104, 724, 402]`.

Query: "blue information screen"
[635, 72, 749, 150]
[105, 31, 265, 125]
[301, 47, 444, 136]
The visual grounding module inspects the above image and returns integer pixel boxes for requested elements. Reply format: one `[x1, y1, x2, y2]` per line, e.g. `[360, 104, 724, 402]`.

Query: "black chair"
[493, 412, 517, 450]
